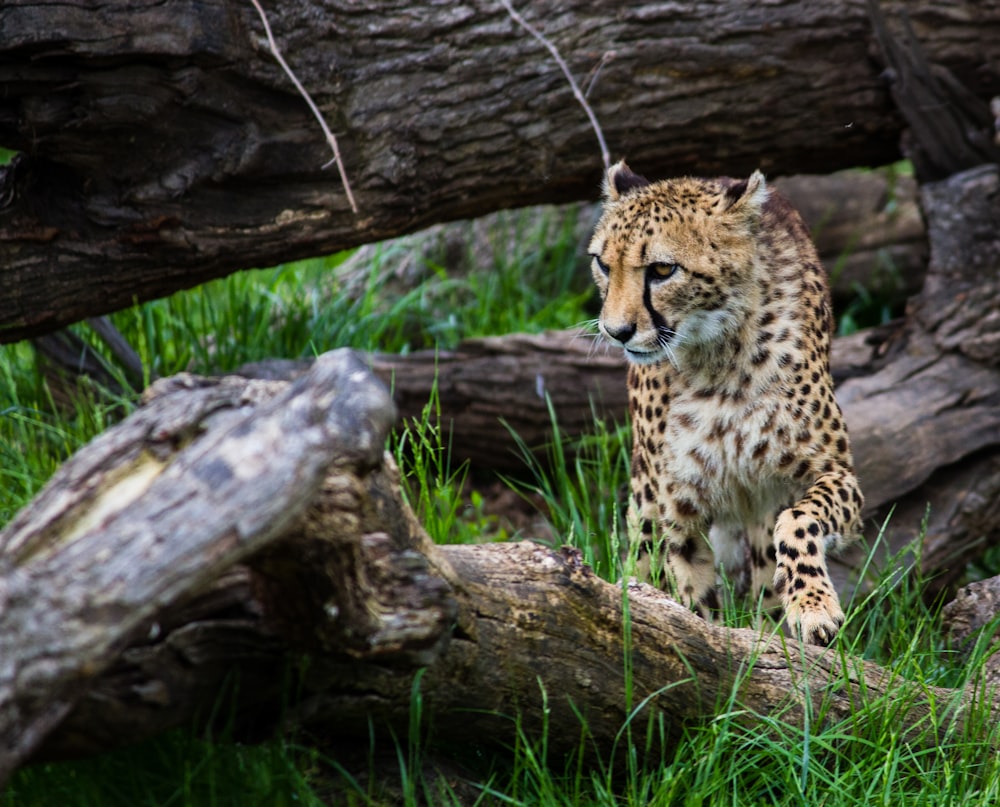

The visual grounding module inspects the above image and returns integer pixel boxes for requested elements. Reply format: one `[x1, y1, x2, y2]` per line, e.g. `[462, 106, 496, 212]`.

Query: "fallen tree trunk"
[0, 352, 406, 776]
[3, 352, 997, 786]
[2, 0, 999, 341]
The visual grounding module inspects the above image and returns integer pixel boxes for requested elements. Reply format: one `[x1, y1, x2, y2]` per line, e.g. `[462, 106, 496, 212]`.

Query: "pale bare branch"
[500, 0, 611, 171]
[248, 0, 359, 214]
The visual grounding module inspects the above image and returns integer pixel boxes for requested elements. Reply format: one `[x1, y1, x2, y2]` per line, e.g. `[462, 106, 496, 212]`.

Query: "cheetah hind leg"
[747, 521, 783, 620]
[664, 532, 720, 620]
[628, 515, 721, 621]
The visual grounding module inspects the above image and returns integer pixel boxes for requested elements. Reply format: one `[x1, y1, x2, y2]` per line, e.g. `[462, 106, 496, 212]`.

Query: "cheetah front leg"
[773, 469, 863, 646]
[626, 428, 718, 616]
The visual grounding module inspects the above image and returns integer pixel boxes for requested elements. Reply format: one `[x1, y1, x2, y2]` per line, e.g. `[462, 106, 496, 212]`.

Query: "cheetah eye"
[590, 254, 610, 276]
[647, 262, 682, 280]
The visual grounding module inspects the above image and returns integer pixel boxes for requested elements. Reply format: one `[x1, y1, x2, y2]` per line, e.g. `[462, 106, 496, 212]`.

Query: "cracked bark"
[830, 165, 1000, 597]
[3, 352, 998, 787]
[2, 0, 999, 341]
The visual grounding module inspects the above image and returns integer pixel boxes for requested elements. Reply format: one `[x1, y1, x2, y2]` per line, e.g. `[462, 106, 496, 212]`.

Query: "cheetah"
[588, 160, 863, 646]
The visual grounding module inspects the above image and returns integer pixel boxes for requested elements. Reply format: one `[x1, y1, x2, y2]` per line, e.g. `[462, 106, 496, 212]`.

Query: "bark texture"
[2, 0, 999, 341]
[0, 351, 405, 780]
[4, 356, 996, 785]
[834, 163, 1000, 595]
[944, 575, 1000, 690]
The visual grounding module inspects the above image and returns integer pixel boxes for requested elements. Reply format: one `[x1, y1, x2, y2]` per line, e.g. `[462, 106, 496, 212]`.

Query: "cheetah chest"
[656, 392, 805, 524]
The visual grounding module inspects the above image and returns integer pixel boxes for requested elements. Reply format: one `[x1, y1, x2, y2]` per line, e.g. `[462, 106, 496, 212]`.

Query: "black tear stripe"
[643, 276, 669, 333]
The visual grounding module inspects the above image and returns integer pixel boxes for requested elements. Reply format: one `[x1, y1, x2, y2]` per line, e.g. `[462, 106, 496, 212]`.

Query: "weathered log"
[3, 358, 995, 784]
[943, 575, 1000, 690]
[3, 0, 1000, 341]
[231, 330, 887, 475]
[868, 0, 1000, 181]
[0, 350, 406, 781]
[832, 163, 1000, 594]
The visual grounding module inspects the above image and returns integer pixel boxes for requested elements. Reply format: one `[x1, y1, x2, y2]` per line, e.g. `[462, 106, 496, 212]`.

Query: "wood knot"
[558, 545, 588, 573]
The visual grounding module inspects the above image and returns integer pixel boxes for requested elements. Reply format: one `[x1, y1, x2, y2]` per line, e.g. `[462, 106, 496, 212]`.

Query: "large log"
[3, 0, 1000, 341]
[4, 353, 997, 785]
[832, 163, 1000, 594]
[0, 351, 409, 780]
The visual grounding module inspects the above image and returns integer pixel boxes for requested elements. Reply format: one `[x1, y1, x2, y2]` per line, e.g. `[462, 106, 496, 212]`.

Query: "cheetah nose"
[604, 321, 637, 344]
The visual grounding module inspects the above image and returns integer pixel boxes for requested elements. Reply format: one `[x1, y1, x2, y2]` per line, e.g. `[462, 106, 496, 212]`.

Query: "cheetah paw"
[786, 601, 844, 647]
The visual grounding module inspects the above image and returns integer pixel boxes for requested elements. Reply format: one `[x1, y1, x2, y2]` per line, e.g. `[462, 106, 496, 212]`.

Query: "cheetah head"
[588, 160, 768, 366]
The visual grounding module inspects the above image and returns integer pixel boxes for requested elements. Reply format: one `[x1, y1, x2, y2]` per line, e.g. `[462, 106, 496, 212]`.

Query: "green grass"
[0, 341, 132, 523]
[504, 396, 631, 578]
[3, 200, 1000, 805]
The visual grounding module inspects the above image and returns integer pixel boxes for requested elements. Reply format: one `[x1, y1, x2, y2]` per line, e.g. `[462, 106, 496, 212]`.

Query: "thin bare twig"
[500, 0, 611, 171]
[249, 0, 358, 214]
[584, 50, 616, 100]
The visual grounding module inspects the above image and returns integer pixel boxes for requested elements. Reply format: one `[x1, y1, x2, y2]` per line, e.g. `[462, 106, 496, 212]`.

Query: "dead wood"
[2, 357, 996, 785]
[830, 163, 1000, 596]
[3, 0, 999, 341]
[943, 575, 1000, 690]
[0, 350, 404, 781]
[868, 0, 1000, 181]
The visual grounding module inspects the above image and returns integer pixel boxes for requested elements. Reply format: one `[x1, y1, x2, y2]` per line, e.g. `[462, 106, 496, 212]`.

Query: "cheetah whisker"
[570, 319, 611, 360]
[657, 328, 682, 369]
[571, 318, 603, 339]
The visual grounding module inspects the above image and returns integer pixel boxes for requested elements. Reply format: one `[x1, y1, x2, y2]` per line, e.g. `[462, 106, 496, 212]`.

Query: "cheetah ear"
[604, 160, 650, 202]
[722, 170, 769, 217]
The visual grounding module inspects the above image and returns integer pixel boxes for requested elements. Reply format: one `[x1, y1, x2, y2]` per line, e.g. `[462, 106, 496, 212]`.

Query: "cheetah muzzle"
[589, 160, 864, 647]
